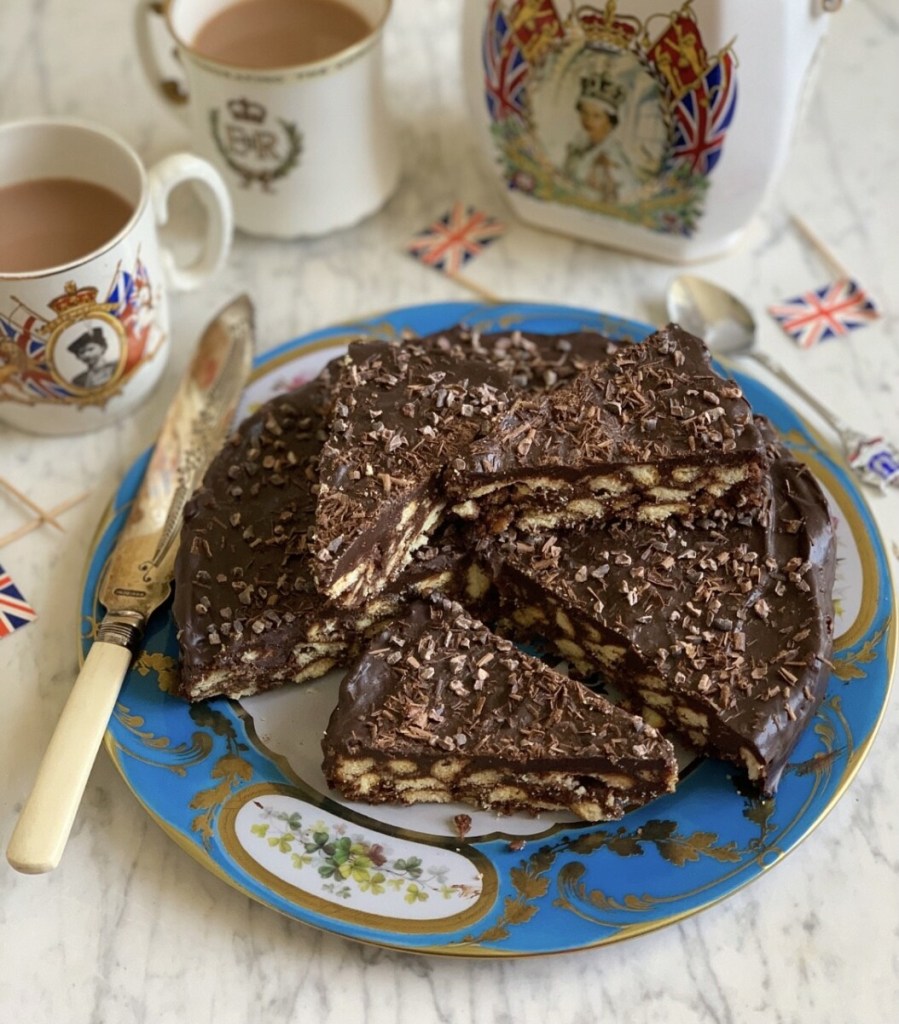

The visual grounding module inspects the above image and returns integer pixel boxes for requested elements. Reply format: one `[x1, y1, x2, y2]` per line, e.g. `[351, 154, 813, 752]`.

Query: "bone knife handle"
[7, 641, 133, 874]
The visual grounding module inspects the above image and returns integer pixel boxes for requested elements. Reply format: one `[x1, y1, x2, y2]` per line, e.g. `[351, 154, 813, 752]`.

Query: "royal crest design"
[481, 0, 739, 235]
[0, 256, 164, 408]
[210, 97, 303, 191]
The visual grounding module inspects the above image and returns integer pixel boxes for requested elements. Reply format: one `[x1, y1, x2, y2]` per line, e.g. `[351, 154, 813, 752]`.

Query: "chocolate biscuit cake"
[322, 600, 678, 821]
[173, 370, 466, 701]
[449, 324, 769, 533]
[312, 338, 512, 608]
[482, 421, 836, 793]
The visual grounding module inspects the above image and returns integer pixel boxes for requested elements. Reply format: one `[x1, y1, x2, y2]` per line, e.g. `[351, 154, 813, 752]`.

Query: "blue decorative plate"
[83, 301, 896, 956]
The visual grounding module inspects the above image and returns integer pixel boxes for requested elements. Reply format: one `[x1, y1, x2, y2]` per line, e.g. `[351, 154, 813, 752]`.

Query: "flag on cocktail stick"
[406, 203, 506, 303]
[767, 277, 879, 349]
[0, 565, 36, 637]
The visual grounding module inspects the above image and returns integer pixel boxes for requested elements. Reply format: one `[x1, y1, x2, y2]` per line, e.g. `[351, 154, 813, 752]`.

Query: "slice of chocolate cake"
[449, 324, 769, 533]
[173, 370, 468, 702]
[483, 422, 836, 794]
[321, 600, 678, 821]
[313, 339, 513, 608]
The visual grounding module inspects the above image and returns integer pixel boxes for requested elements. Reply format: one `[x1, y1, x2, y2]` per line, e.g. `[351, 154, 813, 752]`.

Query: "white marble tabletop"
[2, 1, 898, 1022]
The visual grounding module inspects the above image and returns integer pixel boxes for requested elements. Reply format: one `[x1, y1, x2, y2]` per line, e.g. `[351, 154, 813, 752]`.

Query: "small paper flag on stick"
[767, 278, 879, 349]
[0, 564, 36, 637]
[406, 203, 505, 303]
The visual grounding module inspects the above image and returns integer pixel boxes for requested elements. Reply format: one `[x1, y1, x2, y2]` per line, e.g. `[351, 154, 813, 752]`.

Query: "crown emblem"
[575, 1, 641, 50]
[227, 97, 267, 124]
[579, 71, 625, 110]
[47, 281, 99, 318]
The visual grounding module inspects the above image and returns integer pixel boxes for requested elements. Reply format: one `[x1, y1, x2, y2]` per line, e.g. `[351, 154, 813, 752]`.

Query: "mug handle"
[148, 154, 234, 292]
[135, 0, 190, 114]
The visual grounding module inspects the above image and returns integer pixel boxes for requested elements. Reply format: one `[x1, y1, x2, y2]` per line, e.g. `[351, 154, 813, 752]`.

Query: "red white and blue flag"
[0, 565, 36, 638]
[482, 6, 529, 122]
[406, 204, 506, 276]
[672, 51, 738, 176]
[768, 278, 880, 349]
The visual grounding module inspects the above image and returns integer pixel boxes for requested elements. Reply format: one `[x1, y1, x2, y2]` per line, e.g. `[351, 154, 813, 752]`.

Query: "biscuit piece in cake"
[483, 421, 836, 794]
[313, 339, 512, 608]
[448, 324, 769, 532]
[321, 599, 678, 821]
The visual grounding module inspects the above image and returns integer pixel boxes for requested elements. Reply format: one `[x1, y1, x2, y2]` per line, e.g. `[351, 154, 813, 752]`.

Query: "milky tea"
[0, 178, 133, 275]
[192, 0, 371, 68]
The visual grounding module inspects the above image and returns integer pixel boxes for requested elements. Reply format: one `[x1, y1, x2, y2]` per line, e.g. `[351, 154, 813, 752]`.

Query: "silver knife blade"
[97, 293, 254, 648]
[6, 294, 254, 874]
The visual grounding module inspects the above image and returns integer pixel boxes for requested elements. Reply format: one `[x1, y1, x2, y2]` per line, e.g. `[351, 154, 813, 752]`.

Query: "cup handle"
[148, 154, 234, 292]
[135, 0, 190, 114]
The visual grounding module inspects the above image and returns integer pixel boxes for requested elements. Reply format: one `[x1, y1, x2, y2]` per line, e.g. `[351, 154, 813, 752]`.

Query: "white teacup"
[0, 117, 232, 436]
[137, 0, 400, 239]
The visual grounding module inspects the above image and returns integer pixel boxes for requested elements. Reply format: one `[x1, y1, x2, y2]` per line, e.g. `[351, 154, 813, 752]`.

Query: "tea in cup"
[137, 0, 400, 238]
[0, 117, 233, 435]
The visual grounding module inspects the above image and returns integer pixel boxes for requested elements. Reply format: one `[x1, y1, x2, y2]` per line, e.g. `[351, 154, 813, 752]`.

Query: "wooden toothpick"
[0, 476, 64, 532]
[446, 271, 503, 305]
[0, 490, 90, 549]
[789, 212, 856, 283]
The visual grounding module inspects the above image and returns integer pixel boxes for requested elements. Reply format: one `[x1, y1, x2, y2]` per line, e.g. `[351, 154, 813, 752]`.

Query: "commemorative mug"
[0, 117, 232, 435]
[136, 0, 400, 238]
[462, 0, 842, 262]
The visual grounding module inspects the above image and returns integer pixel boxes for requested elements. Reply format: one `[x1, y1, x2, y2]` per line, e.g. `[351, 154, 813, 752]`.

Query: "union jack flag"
[672, 51, 738, 176]
[0, 566, 36, 638]
[768, 278, 880, 349]
[483, 5, 529, 122]
[0, 313, 70, 402]
[406, 203, 506, 276]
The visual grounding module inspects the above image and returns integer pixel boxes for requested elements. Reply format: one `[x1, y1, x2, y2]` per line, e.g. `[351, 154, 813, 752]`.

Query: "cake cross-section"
[321, 599, 678, 821]
[313, 338, 513, 608]
[448, 324, 769, 533]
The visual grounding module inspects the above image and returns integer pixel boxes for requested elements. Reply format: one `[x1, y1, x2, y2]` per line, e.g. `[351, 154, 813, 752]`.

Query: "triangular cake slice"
[313, 338, 512, 608]
[482, 421, 836, 794]
[448, 324, 769, 532]
[321, 599, 678, 821]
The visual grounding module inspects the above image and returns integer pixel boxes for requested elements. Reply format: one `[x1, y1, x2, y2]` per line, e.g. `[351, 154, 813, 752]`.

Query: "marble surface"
[1, 1, 898, 1021]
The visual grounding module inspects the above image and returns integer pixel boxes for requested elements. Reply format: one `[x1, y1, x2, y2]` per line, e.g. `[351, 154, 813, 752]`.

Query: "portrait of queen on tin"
[533, 46, 668, 205]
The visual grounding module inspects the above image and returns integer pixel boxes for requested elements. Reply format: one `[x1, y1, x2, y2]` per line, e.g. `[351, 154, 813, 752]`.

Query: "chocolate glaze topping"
[413, 324, 617, 391]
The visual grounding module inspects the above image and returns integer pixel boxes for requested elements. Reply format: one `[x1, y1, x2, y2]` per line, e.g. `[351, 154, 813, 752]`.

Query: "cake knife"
[6, 294, 255, 874]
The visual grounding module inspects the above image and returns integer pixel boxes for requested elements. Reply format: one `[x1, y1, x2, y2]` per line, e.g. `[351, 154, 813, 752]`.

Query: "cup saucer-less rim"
[0, 116, 150, 282]
[163, 0, 393, 79]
